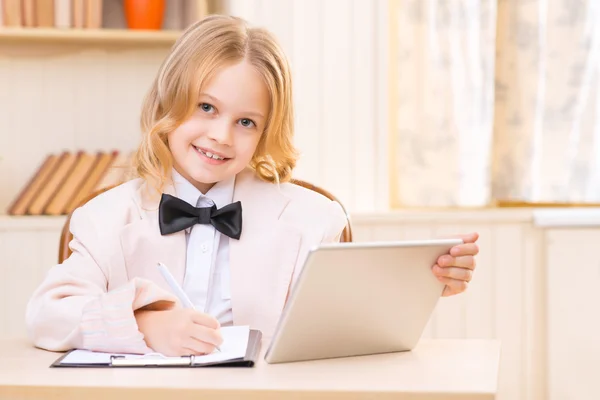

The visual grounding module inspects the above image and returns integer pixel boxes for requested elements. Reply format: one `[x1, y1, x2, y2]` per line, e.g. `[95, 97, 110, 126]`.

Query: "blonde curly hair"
[133, 14, 298, 193]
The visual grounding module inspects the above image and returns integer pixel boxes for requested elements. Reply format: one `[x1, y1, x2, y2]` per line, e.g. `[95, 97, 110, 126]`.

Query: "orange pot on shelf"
[124, 0, 166, 30]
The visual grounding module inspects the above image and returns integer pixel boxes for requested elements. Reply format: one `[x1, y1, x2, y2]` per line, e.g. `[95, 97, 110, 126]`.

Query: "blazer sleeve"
[321, 200, 349, 243]
[25, 206, 178, 354]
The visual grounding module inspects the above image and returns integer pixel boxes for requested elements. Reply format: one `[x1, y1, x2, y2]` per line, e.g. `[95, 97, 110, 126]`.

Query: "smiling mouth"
[193, 146, 229, 161]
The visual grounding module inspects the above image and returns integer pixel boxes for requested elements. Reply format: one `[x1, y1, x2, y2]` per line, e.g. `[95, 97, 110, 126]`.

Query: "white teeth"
[195, 146, 225, 160]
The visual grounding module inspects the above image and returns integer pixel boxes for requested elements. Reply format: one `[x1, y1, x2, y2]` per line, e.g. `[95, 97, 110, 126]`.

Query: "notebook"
[51, 326, 262, 368]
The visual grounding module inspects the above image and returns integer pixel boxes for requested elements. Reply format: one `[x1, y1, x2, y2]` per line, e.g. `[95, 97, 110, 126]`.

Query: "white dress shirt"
[171, 170, 235, 326]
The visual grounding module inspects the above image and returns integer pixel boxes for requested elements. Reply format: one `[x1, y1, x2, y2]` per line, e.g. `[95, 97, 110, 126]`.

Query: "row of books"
[1, 0, 102, 29]
[7, 150, 133, 216]
[0, 0, 213, 30]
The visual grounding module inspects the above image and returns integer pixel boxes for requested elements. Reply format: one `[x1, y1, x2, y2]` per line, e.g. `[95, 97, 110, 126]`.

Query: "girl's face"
[167, 60, 270, 193]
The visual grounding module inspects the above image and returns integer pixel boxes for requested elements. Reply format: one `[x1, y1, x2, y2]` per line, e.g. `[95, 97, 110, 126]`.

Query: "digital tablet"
[264, 238, 463, 364]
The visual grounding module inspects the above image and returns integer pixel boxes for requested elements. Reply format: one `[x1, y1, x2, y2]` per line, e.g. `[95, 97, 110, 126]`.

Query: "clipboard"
[50, 329, 262, 368]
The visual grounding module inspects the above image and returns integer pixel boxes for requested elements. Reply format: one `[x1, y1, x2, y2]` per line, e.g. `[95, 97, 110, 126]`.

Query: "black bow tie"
[158, 194, 243, 240]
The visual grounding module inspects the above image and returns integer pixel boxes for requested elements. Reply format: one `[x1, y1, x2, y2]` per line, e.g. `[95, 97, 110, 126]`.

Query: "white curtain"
[493, 0, 600, 204]
[390, 0, 497, 207]
[391, 0, 600, 207]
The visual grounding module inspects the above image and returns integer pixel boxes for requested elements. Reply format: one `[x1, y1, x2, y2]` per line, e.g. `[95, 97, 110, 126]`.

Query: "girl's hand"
[432, 232, 479, 297]
[135, 308, 223, 356]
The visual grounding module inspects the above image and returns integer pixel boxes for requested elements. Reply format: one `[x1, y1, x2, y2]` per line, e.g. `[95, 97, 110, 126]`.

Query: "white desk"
[0, 338, 500, 399]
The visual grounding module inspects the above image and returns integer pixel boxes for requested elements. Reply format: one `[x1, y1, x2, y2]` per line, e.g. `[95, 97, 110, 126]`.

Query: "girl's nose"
[207, 119, 233, 146]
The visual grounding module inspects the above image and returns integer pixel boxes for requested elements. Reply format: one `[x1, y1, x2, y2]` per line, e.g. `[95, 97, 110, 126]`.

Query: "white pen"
[157, 262, 221, 352]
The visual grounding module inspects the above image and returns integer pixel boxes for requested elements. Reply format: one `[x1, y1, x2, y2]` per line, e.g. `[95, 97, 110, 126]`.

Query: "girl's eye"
[199, 103, 214, 113]
[239, 118, 256, 128]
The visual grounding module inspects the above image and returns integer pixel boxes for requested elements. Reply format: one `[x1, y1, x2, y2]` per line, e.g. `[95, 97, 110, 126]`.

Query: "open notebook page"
[59, 325, 250, 365]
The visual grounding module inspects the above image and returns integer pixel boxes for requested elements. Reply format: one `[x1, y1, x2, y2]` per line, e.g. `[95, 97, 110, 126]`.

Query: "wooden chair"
[58, 179, 353, 263]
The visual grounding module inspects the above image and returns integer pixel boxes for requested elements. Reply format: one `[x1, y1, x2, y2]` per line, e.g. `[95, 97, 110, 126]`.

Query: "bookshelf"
[0, 28, 181, 46]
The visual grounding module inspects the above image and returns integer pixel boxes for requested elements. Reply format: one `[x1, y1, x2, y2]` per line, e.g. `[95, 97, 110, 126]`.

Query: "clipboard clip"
[109, 352, 195, 367]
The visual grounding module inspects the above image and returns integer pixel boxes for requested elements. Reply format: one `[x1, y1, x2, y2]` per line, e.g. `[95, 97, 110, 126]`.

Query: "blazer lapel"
[118, 171, 302, 338]
[229, 170, 302, 338]
[120, 182, 187, 292]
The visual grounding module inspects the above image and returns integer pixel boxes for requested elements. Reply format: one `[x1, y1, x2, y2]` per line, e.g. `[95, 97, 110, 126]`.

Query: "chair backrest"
[58, 185, 114, 264]
[290, 179, 353, 243]
[58, 179, 353, 263]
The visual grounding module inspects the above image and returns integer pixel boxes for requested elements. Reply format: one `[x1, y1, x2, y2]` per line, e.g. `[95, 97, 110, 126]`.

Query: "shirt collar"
[171, 168, 235, 209]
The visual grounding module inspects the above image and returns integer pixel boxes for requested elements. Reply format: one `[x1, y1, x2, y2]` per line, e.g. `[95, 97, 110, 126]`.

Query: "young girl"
[26, 15, 479, 357]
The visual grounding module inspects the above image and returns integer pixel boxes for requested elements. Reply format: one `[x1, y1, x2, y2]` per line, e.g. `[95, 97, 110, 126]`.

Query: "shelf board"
[0, 215, 66, 231]
[0, 28, 181, 46]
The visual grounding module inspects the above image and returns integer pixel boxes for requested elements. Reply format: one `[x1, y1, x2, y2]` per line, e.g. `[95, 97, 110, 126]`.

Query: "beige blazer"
[26, 169, 347, 354]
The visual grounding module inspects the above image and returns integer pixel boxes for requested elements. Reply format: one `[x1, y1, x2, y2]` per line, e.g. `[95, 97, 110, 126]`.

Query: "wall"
[7, 210, 600, 400]
[0, 209, 546, 400]
[225, 0, 390, 212]
[544, 227, 600, 400]
[0, 0, 389, 215]
[4, 203, 600, 400]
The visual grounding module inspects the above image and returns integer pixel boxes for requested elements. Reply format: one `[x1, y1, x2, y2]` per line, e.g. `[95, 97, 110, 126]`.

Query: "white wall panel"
[0, 208, 558, 400]
[545, 229, 600, 400]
